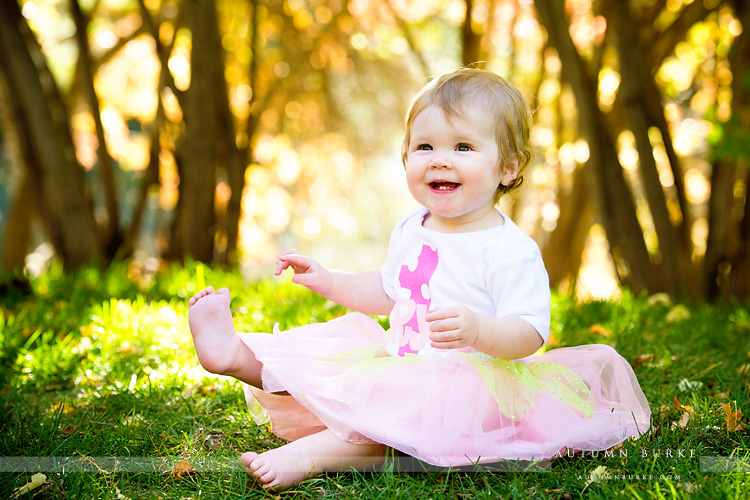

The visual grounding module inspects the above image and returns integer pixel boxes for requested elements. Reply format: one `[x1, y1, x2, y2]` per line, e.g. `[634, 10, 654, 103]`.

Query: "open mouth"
[429, 181, 460, 191]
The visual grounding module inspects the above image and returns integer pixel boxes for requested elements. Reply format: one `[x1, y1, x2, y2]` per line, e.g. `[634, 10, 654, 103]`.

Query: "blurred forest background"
[0, 0, 749, 301]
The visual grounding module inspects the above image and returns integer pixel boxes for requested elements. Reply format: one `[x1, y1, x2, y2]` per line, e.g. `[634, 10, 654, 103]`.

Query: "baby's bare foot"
[241, 445, 317, 491]
[188, 287, 243, 375]
[240, 430, 387, 490]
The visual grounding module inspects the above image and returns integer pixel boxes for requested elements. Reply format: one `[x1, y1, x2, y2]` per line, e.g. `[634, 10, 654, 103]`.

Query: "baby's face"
[405, 105, 515, 231]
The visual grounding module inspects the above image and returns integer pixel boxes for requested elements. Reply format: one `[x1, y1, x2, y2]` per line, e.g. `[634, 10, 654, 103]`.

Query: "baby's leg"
[188, 287, 263, 388]
[241, 429, 387, 490]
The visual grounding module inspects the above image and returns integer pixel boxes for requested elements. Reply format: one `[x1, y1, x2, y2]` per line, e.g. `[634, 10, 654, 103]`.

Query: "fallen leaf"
[632, 353, 655, 367]
[588, 324, 611, 337]
[61, 425, 78, 436]
[673, 396, 686, 411]
[678, 411, 691, 428]
[198, 384, 218, 395]
[672, 396, 694, 415]
[585, 465, 608, 486]
[10, 473, 46, 498]
[678, 482, 697, 493]
[723, 402, 748, 432]
[659, 404, 671, 419]
[172, 459, 197, 479]
[672, 396, 694, 428]
[181, 382, 201, 399]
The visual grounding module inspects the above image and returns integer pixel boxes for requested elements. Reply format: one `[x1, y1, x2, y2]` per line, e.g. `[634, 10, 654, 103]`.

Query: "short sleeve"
[487, 248, 551, 345]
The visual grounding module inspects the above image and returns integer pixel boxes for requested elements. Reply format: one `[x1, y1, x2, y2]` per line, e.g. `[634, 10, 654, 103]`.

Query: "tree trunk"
[608, 0, 690, 297]
[722, 0, 750, 299]
[0, 0, 103, 268]
[0, 175, 34, 270]
[0, 63, 35, 270]
[703, 158, 739, 299]
[70, 0, 120, 255]
[171, 0, 218, 262]
[212, 1, 244, 266]
[534, 0, 659, 294]
[462, 0, 483, 67]
[726, 168, 750, 298]
[543, 165, 594, 288]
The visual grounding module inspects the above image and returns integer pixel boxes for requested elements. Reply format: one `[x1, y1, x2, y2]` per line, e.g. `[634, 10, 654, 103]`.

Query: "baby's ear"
[499, 158, 520, 186]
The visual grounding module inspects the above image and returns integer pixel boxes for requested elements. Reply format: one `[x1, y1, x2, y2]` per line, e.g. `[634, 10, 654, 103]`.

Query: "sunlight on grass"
[1, 263, 748, 498]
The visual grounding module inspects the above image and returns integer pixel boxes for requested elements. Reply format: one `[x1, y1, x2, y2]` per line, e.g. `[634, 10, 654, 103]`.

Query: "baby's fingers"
[274, 249, 300, 273]
[428, 316, 459, 334]
[279, 253, 313, 271]
[278, 248, 299, 258]
[426, 306, 461, 323]
[274, 257, 294, 275]
[429, 330, 462, 350]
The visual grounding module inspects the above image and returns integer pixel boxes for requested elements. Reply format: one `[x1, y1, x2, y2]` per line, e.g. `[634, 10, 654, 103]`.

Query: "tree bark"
[213, 0, 244, 266]
[170, 0, 219, 262]
[543, 165, 594, 288]
[534, 0, 659, 293]
[608, 0, 689, 297]
[723, 0, 750, 298]
[0, 175, 34, 270]
[703, 158, 738, 299]
[462, 0, 483, 67]
[70, 0, 120, 254]
[0, 0, 103, 268]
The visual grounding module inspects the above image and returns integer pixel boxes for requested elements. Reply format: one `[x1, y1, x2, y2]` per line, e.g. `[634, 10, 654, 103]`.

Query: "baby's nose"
[429, 155, 452, 169]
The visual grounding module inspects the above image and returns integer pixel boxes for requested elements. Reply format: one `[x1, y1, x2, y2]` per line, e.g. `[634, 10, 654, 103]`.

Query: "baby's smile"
[429, 181, 461, 191]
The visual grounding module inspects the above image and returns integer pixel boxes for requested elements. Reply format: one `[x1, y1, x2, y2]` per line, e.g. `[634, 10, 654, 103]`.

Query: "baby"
[189, 68, 651, 490]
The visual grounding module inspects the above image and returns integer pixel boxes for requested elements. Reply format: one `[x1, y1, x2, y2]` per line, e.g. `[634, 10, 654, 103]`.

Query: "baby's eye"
[416, 144, 433, 151]
[456, 143, 473, 152]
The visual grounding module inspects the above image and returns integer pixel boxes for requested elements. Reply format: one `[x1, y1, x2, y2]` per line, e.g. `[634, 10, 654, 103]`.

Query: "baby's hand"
[426, 306, 480, 350]
[275, 250, 333, 295]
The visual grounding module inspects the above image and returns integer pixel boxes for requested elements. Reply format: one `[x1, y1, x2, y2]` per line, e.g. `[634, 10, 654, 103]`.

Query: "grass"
[0, 261, 748, 499]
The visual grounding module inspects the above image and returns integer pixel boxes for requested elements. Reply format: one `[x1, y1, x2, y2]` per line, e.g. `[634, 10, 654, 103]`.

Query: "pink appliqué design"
[393, 244, 438, 356]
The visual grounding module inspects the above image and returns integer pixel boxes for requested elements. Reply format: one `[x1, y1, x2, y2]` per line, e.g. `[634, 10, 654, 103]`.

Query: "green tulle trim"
[315, 342, 594, 421]
[458, 352, 593, 420]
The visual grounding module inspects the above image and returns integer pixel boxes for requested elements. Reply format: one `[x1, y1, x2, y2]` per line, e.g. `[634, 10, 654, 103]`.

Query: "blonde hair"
[401, 68, 533, 202]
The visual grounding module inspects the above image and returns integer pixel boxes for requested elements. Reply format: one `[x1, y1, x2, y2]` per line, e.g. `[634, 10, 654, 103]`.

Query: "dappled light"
[2, 2, 750, 497]
[2, 263, 748, 496]
[2, 0, 750, 299]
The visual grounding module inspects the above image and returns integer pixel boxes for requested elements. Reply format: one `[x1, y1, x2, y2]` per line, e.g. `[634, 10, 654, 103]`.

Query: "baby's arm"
[427, 306, 543, 359]
[275, 250, 394, 316]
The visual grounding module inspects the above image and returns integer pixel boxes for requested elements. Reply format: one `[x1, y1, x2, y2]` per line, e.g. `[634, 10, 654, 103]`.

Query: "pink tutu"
[239, 313, 651, 466]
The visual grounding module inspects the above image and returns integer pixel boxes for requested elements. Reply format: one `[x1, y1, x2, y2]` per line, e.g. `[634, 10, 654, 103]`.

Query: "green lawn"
[1, 262, 748, 499]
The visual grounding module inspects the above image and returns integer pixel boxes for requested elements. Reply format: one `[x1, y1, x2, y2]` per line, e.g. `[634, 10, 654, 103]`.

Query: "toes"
[262, 477, 281, 490]
[256, 465, 273, 481]
[241, 452, 281, 488]
[189, 287, 218, 305]
[250, 459, 270, 477]
[256, 467, 278, 488]
[216, 287, 231, 298]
